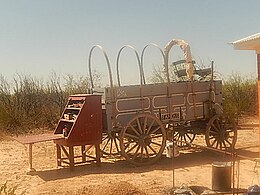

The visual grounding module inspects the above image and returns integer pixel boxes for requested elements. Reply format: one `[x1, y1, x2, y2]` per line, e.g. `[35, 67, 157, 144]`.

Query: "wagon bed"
[88, 39, 237, 166]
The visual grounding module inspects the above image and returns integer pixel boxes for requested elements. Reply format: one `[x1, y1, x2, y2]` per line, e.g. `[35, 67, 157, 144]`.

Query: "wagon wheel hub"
[178, 131, 186, 136]
[171, 124, 196, 147]
[219, 130, 227, 141]
[108, 130, 117, 139]
[138, 135, 151, 147]
[120, 113, 167, 166]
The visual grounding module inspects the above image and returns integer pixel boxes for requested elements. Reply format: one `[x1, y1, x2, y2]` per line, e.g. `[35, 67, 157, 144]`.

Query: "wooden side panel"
[54, 94, 102, 145]
[68, 95, 102, 144]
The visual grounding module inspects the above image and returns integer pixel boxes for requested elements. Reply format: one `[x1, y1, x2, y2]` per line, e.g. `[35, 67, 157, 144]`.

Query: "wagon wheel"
[101, 129, 120, 156]
[120, 113, 166, 166]
[205, 114, 237, 150]
[174, 129, 196, 147]
[167, 124, 195, 147]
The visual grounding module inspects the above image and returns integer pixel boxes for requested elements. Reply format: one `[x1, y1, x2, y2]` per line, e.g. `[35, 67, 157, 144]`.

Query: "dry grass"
[0, 72, 100, 134]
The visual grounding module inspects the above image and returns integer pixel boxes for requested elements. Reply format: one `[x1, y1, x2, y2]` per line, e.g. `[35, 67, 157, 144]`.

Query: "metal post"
[237, 159, 240, 195]
[28, 143, 36, 173]
[232, 149, 235, 195]
[257, 53, 260, 158]
[172, 142, 175, 189]
[209, 61, 214, 117]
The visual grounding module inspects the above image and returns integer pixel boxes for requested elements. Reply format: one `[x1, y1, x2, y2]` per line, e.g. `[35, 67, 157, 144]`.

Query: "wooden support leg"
[28, 143, 36, 173]
[56, 144, 61, 167]
[81, 145, 86, 163]
[95, 144, 101, 167]
[69, 146, 74, 171]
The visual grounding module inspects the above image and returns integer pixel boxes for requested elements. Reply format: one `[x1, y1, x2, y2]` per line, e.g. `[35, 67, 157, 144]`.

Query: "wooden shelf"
[54, 94, 102, 171]
[60, 119, 75, 123]
[66, 107, 81, 110]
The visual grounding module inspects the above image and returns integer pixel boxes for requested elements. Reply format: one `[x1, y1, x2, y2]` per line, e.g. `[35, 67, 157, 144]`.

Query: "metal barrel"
[212, 162, 232, 192]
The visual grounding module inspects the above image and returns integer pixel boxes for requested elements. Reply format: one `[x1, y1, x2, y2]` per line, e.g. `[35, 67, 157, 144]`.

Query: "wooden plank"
[14, 133, 64, 144]
[69, 146, 74, 171]
[56, 144, 61, 166]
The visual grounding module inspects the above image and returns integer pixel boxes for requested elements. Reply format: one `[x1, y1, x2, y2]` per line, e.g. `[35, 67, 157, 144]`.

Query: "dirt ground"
[1, 116, 260, 195]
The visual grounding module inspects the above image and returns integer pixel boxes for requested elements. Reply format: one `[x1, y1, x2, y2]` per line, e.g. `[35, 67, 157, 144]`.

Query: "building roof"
[231, 33, 260, 51]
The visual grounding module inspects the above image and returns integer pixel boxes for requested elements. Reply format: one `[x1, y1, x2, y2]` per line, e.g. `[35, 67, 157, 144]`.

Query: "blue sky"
[0, 0, 259, 85]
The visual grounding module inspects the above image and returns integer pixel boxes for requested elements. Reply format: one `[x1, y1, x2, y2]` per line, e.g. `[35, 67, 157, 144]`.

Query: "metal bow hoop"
[164, 39, 193, 81]
[141, 43, 166, 85]
[88, 45, 113, 89]
[116, 45, 143, 87]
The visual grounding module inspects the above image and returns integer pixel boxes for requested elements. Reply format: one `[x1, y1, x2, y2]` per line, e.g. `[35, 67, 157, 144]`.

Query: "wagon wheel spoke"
[225, 139, 232, 146]
[126, 143, 138, 154]
[124, 139, 135, 149]
[120, 113, 166, 166]
[129, 124, 140, 136]
[102, 135, 109, 142]
[136, 118, 143, 134]
[222, 140, 227, 149]
[209, 136, 217, 140]
[183, 135, 188, 144]
[186, 134, 192, 141]
[212, 123, 219, 132]
[132, 145, 141, 159]
[150, 141, 162, 147]
[144, 146, 150, 159]
[113, 138, 119, 153]
[215, 118, 221, 129]
[143, 115, 148, 134]
[140, 146, 144, 162]
[150, 126, 161, 134]
[205, 115, 237, 151]
[146, 119, 156, 135]
[173, 126, 196, 147]
[147, 144, 157, 155]
[102, 137, 111, 151]
[210, 131, 218, 135]
[150, 134, 163, 139]
[109, 138, 114, 154]
[124, 133, 139, 140]
[219, 141, 223, 150]
[216, 141, 219, 149]
[210, 139, 217, 147]
[101, 130, 121, 156]
[114, 137, 120, 152]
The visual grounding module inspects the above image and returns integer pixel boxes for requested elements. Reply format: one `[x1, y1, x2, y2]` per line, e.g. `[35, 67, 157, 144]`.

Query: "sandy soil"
[0, 116, 260, 195]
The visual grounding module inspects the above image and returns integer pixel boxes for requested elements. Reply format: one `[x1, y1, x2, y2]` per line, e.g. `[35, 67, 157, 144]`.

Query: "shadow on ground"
[32, 143, 260, 182]
[34, 149, 227, 181]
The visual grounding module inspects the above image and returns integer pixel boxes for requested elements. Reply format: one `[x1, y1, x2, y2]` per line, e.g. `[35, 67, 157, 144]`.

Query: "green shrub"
[222, 73, 257, 117]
